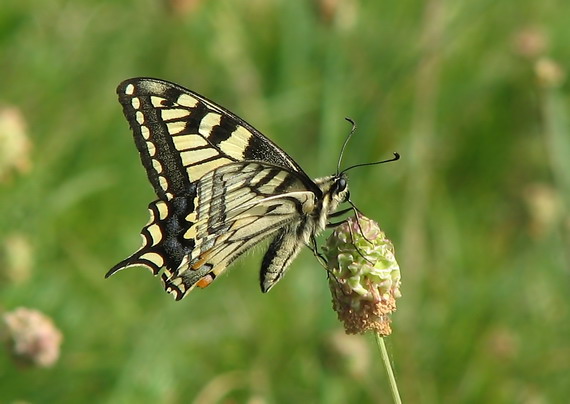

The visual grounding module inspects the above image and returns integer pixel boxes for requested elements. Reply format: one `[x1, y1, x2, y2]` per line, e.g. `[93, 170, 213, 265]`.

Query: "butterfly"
[106, 78, 398, 300]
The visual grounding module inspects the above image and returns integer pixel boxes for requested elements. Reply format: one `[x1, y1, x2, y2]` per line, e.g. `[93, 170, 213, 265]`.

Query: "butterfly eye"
[337, 177, 347, 193]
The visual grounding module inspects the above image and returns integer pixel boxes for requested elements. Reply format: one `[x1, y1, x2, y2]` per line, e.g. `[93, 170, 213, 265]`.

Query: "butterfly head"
[315, 172, 350, 210]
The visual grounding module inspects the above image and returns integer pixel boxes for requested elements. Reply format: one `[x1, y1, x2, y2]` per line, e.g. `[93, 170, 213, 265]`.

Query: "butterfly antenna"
[340, 152, 400, 175]
[337, 117, 357, 175]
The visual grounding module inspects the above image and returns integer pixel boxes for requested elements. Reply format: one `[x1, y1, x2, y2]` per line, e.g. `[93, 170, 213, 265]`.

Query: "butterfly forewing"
[117, 78, 311, 200]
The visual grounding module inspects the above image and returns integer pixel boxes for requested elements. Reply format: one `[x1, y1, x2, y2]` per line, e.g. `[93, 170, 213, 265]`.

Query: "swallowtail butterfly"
[106, 78, 397, 300]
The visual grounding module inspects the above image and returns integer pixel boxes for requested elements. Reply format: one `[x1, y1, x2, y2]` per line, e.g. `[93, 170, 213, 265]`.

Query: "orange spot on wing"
[196, 274, 214, 288]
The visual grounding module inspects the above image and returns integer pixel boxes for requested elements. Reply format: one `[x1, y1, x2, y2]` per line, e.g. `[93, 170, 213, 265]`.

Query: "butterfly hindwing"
[108, 158, 318, 299]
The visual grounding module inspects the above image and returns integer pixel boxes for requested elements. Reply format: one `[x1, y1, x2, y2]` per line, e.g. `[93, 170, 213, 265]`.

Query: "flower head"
[324, 214, 401, 335]
[1, 307, 63, 367]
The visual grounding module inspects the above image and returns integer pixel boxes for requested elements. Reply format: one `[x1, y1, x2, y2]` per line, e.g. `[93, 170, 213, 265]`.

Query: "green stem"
[375, 333, 402, 404]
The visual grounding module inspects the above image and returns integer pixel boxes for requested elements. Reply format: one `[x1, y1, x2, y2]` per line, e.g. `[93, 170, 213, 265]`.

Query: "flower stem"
[375, 332, 402, 404]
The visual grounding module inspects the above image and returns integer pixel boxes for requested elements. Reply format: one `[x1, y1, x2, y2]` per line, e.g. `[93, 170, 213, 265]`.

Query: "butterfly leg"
[345, 216, 376, 266]
[327, 219, 348, 228]
[328, 207, 353, 218]
[309, 235, 347, 287]
[327, 205, 376, 267]
[326, 207, 352, 228]
[307, 234, 328, 268]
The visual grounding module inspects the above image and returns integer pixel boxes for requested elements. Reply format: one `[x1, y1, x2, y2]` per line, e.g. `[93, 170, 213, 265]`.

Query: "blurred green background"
[1, 0, 569, 402]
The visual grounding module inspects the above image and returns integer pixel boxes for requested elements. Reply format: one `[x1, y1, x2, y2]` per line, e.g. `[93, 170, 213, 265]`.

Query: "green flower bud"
[323, 214, 401, 335]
